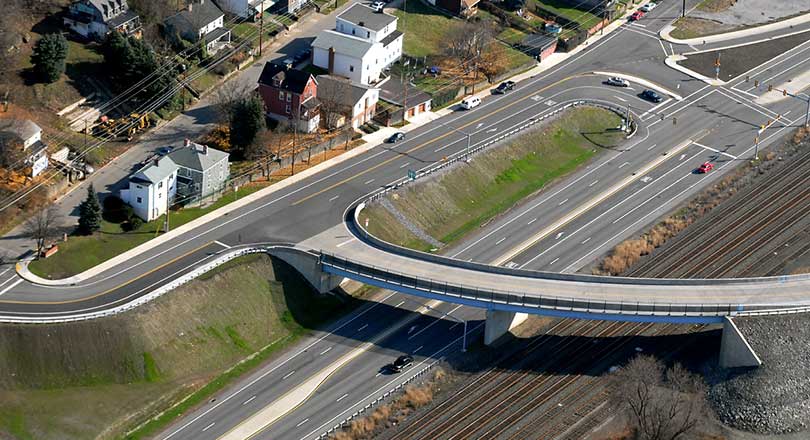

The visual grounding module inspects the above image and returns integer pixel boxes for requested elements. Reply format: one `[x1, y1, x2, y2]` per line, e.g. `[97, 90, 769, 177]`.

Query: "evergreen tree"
[229, 95, 266, 158]
[77, 184, 102, 235]
[102, 32, 170, 101]
[31, 33, 68, 83]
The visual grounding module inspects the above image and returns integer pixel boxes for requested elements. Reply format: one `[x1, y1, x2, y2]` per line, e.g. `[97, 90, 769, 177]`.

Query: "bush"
[430, 86, 462, 109]
[123, 214, 143, 232]
[102, 195, 133, 224]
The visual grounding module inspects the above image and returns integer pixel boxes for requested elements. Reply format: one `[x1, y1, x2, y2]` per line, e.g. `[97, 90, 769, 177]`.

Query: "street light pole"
[682, 0, 686, 17]
[462, 319, 468, 352]
[465, 132, 471, 162]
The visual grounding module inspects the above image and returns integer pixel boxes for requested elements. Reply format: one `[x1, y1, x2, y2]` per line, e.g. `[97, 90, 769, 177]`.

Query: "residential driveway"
[0, 3, 352, 257]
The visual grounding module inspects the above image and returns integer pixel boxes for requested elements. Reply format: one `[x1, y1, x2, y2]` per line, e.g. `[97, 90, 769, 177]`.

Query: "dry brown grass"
[696, 0, 735, 13]
[597, 216, 693, 275]
[793, 126, 809, 144]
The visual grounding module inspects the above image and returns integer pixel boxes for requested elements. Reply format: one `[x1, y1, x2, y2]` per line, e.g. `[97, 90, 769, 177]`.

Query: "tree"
[101, 32, 171, 101]
[77, 184, 102, 235]
[318, 76, 352, 130]
[445, 21, 494, 71]
[229, 94, 266, 158]
[24, 204, 61, 258]
[31, 33, 68, 83]
[608, 355, 707, 440]
[213, 80, 254, 124]
[0, 132, 25, 170]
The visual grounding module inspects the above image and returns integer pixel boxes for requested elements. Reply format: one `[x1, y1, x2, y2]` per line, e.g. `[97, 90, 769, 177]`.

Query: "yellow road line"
[0, 241, 216, 305]
[291, 75, 580, 206]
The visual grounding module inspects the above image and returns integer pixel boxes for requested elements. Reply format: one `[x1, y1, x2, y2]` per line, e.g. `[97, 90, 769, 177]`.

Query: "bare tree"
[608, 355, 708, 440]
[317, 75, 353, 130]
[0, 132, 25, 170]
[245, 129, 276, 178]
[24, 204, 61, 258]
[212, 80, 255, 124]
[445, 21, 495, 72]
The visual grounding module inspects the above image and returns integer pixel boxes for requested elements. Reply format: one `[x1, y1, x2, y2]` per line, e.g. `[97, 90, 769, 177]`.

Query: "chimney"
[154, 158, 160, 167]
[203, 144, 208, 155]
[328, 47, 335, 74]
[187, 2, 192, 12]
[184, 138, 191, 148]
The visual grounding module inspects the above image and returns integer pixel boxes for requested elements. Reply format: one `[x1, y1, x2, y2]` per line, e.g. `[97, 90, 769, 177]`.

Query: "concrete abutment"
[484, 310, 528, 345]
[719, 317, 762, 369]
[267, 248, 343, 294]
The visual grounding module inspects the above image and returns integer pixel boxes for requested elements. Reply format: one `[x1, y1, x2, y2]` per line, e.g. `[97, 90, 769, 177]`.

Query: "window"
[285, 104, 291, 114]
[366, 31, 370, 38]
[286, 93, 291, 102]
[349, 65, 354, 72]
[136, 196, 142, 203]
[158, 181, 163, 189]
[279, 90, 284, 100]
[351, 29, 355, 35]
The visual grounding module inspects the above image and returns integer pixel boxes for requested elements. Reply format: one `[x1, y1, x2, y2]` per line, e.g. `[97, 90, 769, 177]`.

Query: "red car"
[630, 10, 645, 21]
[697, 162, 714, 173]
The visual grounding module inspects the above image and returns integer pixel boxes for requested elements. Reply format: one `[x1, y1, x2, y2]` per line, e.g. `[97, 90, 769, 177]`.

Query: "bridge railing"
[319, 252, 791, 318]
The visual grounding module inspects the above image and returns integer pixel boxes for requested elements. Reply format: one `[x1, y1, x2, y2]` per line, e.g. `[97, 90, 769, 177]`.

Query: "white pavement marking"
[408, 304, 463, 340]
[434, 144, 450, 152]
[633, 23, 646, 28]
[528, 217, 538, 225]
[558, 198, 568, 205]
[555, 232, 564, 240]
[0, 268, 11, 278]
[413, 345, 423, 353]
[363, 178, 375, 185]
[282, 371, 296, 380]
[692, 142, 738, 159]
[549, 258, 559, 265]
[581, 237, 591, 245]
[640, 98, 673, 118]
[669, 42, 674, 54]
[357, 324, 368, 332]
[335, 238, 355, 248]
[0, 279, 22, 296]
[328, 195, 340, 202]
[213, 240, 231, 249]
[614, 95, 627, 102]
[395, 301, 405, 307]
[336, 393, 348, 402]
[319, 347, 332, 356]
[588, 180, 599, 187]
[296, 419, 309, 428]
[243, 396, 257, 406]
[647, 143, 657, 151]
[399, 162, 411, 169]
[730, 87, 759, 99]
[618, 162, 630, 169]
[495, 237, 506, 245]
[202, 423, 215, 432]
[658, 39, 668, 56]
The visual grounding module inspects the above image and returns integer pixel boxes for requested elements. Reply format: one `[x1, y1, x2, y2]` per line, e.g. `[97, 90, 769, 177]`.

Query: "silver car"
[605, 77, 630, 87]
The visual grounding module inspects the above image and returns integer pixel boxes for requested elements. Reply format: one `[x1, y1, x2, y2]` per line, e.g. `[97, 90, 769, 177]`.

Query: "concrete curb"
[660, 12, 810, 46]
[663, 55, 725, 86]
[590, 71, 684, 100]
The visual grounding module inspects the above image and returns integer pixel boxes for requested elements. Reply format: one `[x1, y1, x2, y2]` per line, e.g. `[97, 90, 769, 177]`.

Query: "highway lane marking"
[581, 237, 591, 245]
[527, 218, 537, 225]
[549, 258, 559, 265]
[716, 88, 780, 119]
[730, 87, 759, 99]
[434, 144, 451, 152]
[669, 42, 675, 54]
[413, 345, 423, 353]
[588, 180, 598, 187]
[319, 347, 332, 356]
[408, 304, 463, 340]
[335, 238, 355, 248]
[558, 198, 568, 205]
[618, 162, 630, 169]
[691, 142, 738, 160]
[214, 240, 231, 249]
[160, 292, 400, 440]
[495, 237, 506, 245]
[282, 371, 296, 380]
[329, 195, 340, 202]
[0, 267, 10, 277]
[395, 300, 405, 307]
[0, 274, 18, 290]
[647, 143, 657, 151]
[399, 162, 411, 169]
[364, 178, 375, 185]
[640, 98, 672, 119]
[614, 95, 627, 102]
[217, 299, 446, 440]
[658, 39, 668, 56]
[336, 393, 348, 402]
[0, 279, 23, 296]
[296, 419, 309, 428]
[290, 74, 584, 206]
[357, 324, 368, 332]
[243, 396, 257, 406]
[202, 422, 215, 432]
[563, 114, 798, 272]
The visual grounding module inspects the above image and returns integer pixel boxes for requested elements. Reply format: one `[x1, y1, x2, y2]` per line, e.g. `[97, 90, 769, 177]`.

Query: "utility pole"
[471, 49, 480, 95]
[714, 53, 721, 80]
[164, 184, 170, 233]
[258, 0, 265, 57]
[682, 0, 686, 17]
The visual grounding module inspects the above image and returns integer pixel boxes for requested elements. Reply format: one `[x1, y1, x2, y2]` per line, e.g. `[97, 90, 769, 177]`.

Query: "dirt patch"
[696, 0, 735, 13]
[670, 17, 735, 40]
[679, 30, 810, 81]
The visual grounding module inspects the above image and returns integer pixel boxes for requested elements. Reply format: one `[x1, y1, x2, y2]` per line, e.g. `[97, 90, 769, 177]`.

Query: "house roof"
[337, 3, 397, 32]
[203, 26, 230, 43]
[87, 0, 128, 21]
[164, 0, 224, 38]
[316, 74, 377, 107]
[312, 29, 374, 60]
[258, 62, 315, 94]
[107, 8, 139, 27]
[379, 76, 431, 108]
[380, 29, 402, 47]
[521, 33, 557, 50]
[0, 119, 41, 143]
[131, 156, 176, 185]
[167, 142, 228, 173]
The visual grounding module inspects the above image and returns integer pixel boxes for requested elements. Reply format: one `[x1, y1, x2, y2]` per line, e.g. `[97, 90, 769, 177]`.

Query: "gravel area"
[680, 30, 810, 80]
[379, 198, 444, 248]
[691, 1, 810, 27]
[709, 315, 810, 434]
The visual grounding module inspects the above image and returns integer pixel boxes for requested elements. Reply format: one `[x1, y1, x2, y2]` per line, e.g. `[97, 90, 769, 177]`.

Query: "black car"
[640, 89, 663, 103]
[294, 48, 312, 63]
[390, 355, 414, 373]
[493, 81, 516, 94]
[387, 132, 405, 143]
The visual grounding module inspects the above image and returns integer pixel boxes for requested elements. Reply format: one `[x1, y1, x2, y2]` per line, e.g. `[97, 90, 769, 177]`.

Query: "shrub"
[124, 214, 144, 232]
[102, 195, 133, 224]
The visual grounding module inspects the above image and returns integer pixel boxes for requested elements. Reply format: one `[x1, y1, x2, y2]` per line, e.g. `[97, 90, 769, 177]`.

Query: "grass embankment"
[28, 184, 267, 279]
[360, 107, 623, 249]
[0, 254, 358, 440]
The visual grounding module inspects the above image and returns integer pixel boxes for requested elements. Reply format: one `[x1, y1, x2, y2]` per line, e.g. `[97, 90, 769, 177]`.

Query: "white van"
[460, 96, 481, 110]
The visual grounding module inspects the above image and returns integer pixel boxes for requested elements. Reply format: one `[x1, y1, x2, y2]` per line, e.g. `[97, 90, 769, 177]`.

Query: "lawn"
[232, 22, 257, 41]
[360, 107, 625, 247]
[392, 0, 457, 58]
[190, 70, 222, 93]
[1, 254, 360, 440]
[28, 184, 267, 279]
[534, 0, 604, 30]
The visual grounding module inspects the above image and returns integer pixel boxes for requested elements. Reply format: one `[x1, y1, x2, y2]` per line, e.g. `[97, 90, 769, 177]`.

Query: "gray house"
[167, 140, 229, 202]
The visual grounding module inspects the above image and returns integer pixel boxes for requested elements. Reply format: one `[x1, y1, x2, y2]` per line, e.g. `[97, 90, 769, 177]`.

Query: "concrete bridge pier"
[267, 248, 343, 294]
[484, 310, 528, 345]
[719, 317, 762, 369]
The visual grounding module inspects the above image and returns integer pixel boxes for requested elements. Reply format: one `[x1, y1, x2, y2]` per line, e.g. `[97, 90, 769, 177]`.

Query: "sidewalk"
[660, 12, 810, 46]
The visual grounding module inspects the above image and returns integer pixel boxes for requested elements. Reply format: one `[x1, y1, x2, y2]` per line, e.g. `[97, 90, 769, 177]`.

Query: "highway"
[1, 0, 809, 438]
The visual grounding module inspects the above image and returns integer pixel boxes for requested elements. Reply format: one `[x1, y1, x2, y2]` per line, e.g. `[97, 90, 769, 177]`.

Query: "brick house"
[257, 62, 320, 133]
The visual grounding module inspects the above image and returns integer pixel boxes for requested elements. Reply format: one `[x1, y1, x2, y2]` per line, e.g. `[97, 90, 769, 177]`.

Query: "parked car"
[697, 161, 714, 173]
[428, 65, 441, 76]
[640, 2, 657, 12]
[293, 48, 311, 63]
[387, 132, 405, 143]
[630, 10, 645, 21]
[460, 96, 481, 110]
[371, 1, 385, 12]
[158, 146, 173, 155]
[605, 77, 630, 87]
[282, 57, 295, 66]
[545, 23, 562, 34]
[389, 355, 414, 373]
[640, 89, 663, 103]
[493, 81, 516, 94]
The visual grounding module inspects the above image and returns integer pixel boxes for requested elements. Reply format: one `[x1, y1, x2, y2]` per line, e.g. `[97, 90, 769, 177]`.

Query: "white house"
[64, 0, 142, 41]
[215, 0, 273, 19]
[164, 0, 231, 54]
[0, 119, 49, 178]
[120, 156, 178, 222]
[311, 4, 403, 85]
[316, 75, 379, 129]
